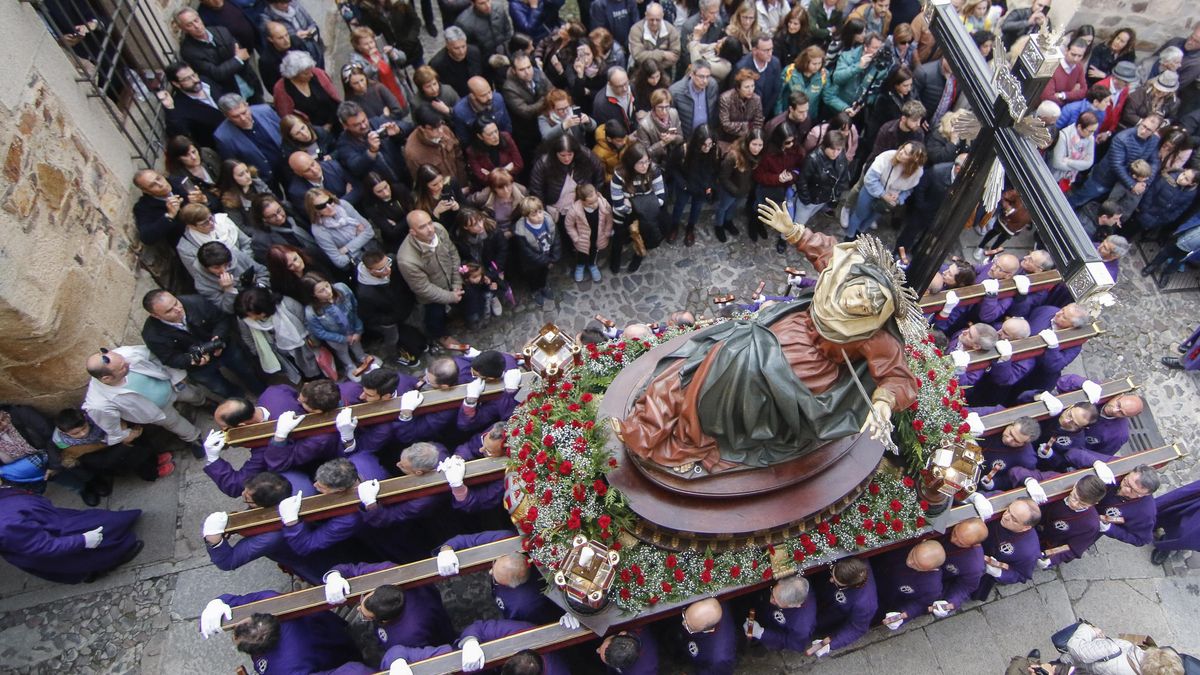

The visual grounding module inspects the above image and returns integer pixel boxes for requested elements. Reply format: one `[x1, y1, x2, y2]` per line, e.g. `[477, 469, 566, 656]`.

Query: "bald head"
[86, 350, 127, 383]
[991, 253, 1020, 279]
[492, 553, 531, 587]
[949, 517, 989, 548]
[623, 323, 653, 340]
[684, 598, 722, 632]
[288, 151, 321, 181]
[1103, 393, 1144, 419]
[999, 317, 1030, 341]
[906, 540, 946, 571]
[1053, 303, 1090, 330]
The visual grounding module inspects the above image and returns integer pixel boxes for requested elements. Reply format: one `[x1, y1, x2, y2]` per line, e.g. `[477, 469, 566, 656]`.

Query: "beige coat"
[628, 20, 681, 68]
[564, 197, 615, 253]
[396, 223, 463, 305]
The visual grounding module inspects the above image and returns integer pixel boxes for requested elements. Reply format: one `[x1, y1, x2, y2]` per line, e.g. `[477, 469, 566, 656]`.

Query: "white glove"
[1024, 478, 1048, 504]
[883, 612, 905, 630]
[82, 526, 104, 549]
[1036, 442, 1054, 460]
[602, 326, 620, 339]
[1092, 460, 1116, 485]
[335, 407, 358, 443]
[465, 378, 485, 402]
[278, 490, 304, 524]
[743, 618, 765, 639]
[951, 349, 971, 369]
[968, 492, 994, 519]
[389, 659, 414, 675]
[982, 278, 1000, 296]
[357, 479, 381, 507]
[461, 636, 486, 672]
[1039, 328, 1060, 349]
[437, 548, 460, 576]
[931, 601, 952, 618]
[979, 474, 996, 490]
[994, 339, 1013, 362]
[202, 511, 229, 537]
[965, 412, 985, 435]
[465, 347, 481, 358]
[502, 368, 522, 392]
[559, 613, 581, 630]
[438, 456, 467, 489]
[200, 598, 232, 638]
[399, 390, 423, 414]
[203, 429, 225, 464]
[1037, 557, 1052, 570]
[939, 290, 960, 317]
[273, 410, 305, 441]
[323, 570, 351, 605]
[787, 273, 806, 287]
[1013, 274, 1031, 295]
[1038, 391, 1065, 416]
[985, 563, 1003, 578]
[1081, 380, 1103, 405]
[1098, 520, 1112, 532]
[811, 639, 831, 657]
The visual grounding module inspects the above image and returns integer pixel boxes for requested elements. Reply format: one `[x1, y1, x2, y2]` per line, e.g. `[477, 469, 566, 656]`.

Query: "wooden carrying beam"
[382, 623, 596, 675]
[222, 456, 509, 537]
[224, 536, 523, 627]
[224, 372, 538, 448]
[977, 377, 1138, 436]
[920, 270, 1063, 314]
[962, 323, 1102, 372]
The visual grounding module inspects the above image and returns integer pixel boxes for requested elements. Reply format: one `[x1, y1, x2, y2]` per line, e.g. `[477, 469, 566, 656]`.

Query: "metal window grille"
[27, 0, 178, 168]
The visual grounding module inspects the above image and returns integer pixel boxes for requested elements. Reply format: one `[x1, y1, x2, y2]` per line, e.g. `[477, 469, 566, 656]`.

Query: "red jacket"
[1094, 76, 1130, 136]
[752, 145, 806, 187]
[1040, 62, 1087, 105]
[464, 132, 525, 190]
[272, 67, 342, 120]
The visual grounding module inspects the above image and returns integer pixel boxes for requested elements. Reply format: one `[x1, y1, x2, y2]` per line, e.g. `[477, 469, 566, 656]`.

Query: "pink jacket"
[563, 198, 614, 253]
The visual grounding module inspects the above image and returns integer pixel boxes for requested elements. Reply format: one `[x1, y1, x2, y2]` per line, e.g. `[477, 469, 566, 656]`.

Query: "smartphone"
[668, 127, 678, 134]
[571, 106, 582, 117]
[180, 176, 193, 191]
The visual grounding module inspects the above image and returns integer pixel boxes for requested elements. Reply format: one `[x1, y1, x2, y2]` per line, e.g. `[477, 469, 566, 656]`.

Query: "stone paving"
[2, 4, 1199, 674]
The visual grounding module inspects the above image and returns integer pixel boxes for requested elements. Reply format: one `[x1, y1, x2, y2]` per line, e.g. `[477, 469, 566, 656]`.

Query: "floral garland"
[505, 319, 962, 613]
[893, 333, 976, 474]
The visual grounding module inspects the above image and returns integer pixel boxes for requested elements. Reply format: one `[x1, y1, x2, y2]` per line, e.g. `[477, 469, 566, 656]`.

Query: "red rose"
[635, 575, 645, 586]
[818, 521, 831, 534]
[554, 420, 566, 429]
[594, 480, 608, 496]
[831, 515, 841, 525]
[911, 419, 924, 431]
[933, 348, 943, 357]
[701, 558, 714, 571]
[559, 461, 573, 475]
[875, 522, 888, 535]
[620, 568, 632, 582]
[959, 422, 971, 434]
[518, 447, 530, 461]
[630, 564, 641, 575]
[804, 541, 817, 554]
[959, 408, 970, 419]
[661, 582, 672, 593]
[940, 422, 951, 433]
[612, 541, 622, 551]
[825, 533, 837, 547]
[762, 568, 773, 580]
[948, 379, 958, 392]
[674, 568, 685, 582]
[800, 533, 812, 545]
[598, 514, 612, 529]
[729, 565, 741, 578]
[916, 516, 927, 527]
[855, 534, 867, 547]
[858, 505, 869, 514]
[567, 515, 582, 530]
[541, 490, 552, 505]
[608, 458, 618, 468]
[584, 421, 595, 430]
[892, 519, 904, 531]
[573, 484, 586, 502]
[910, 401, 920, 411]
[568, 403, 581, 412]
[648, 595, 659, 605]
[619, 587, 631, 600]
[902, 476, 915, 488]
[701, 570, 712, 583]
[863, 519, 874, 530]
[890, 499, 903, 512]
[535, 451, 548, 465]
[869, 483, 881, 495]
[543, 434, 555, 447]
[918, 434, 928, 444]
[520, 522, 533, 533]
[613, 353, 624, 363]
[521, 470, 536, 484]
[793, 549, 805, 561]
[581, 393, 594, 403]
[665, 554, 677, 568]
[919, 500, 930, 511]
[571, 507, 582, 517]
[527, 506, 539, 521]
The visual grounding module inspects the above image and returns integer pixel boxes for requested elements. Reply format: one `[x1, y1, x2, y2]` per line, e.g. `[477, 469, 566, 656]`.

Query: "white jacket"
[82, 346, 186, 445]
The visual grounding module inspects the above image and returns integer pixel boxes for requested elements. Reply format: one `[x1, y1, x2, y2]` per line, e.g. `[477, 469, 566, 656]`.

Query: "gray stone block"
[169, 558, 290, 620]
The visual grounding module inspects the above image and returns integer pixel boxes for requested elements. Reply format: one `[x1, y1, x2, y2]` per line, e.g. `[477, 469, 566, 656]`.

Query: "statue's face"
[841, 281, 881, 317]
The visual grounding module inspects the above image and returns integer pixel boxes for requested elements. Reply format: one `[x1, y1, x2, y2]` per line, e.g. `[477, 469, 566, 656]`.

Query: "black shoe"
[188, 441, 205, 459]
[685, 228, 696, 247]
[748, 226, 759, 242]
[394, 350, 420, 368]
[1027, 649, 1041, 661]
[81, 485, 100, 507]
[1178, 343, 1189, 354]
[714, 226, 727, 243]
[1141, 265, 1156, 277]
[1156, 272, 1173, 289]
[1162, 356, 1184, 369]
[628, 256, 643, 273]
[121, 540, 145, 566]
[724, 220, 740, 237]
[91, 476, 114, 497]
[775, 237, 787, 254]
[1151, 548, 1170, 565]
[665, 226, 679, 244]
[424, 23, 438, 37]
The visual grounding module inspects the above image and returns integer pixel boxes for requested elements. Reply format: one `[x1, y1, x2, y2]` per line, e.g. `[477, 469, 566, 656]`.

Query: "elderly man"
[629, 4, 681, 70]
[455, 0, 513, 60]
[334, 101, 407, 184]
[284, 151, 354, 214]
[1069, 114, 1163, 208]
[974, 497, 1042, 600]
[429, 27, 484, 98]
[1093, 61, 1140, 141]
[1006, 250, 1056, 317]
[681, 0, 725, 68]
[141, 289, 261, 400]
[672, 598, 736, 675]
[258, 21, 320, 91]
[744, 575, 818, 652]
[452, 77, 514, 142]
[262, 0, 324, 67]
[593, 67, 635, 129]
[83, 346, 207, 458]
[1012, 303, 1091, 396]
[735, 34, 783, 117]
[1097, 234, 1130, 282]
[397, 210, 467, 353]
[669, 60, 719, 135]
[213, 94, 284, 186]
[810, 557, 877, 655]
[483, 549, 562, 623]
[966, 317, 1033, 406]
[965, 252, 1021, 328]
[935, 518, 987, 615]
[175, 8, 261, 103]
[872, 540, 945, 630]
[403, 107, 468, 188]
[132, 169, 186, 247]
[160, 62, 225, 148]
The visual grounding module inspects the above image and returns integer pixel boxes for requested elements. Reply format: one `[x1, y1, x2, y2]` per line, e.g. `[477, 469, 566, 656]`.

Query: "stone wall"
[1012, 0, 1198, 56]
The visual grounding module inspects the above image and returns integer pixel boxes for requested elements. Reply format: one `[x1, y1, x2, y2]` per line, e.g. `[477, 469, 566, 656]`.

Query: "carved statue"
[615, 199, 921, 475]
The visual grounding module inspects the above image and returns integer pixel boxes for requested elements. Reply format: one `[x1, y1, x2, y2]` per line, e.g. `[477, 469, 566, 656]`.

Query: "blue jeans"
[671, 186, 707, 227]
[189, 340, 265, 397]
[846, 188, 882, 239]
[714, 189, 742, 225]
[791, 200, 825, 224]
[1067, 178, 1112, 208]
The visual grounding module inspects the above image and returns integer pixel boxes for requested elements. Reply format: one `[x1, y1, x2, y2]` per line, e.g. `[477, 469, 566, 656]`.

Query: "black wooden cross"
[906, 0, 1114, 302]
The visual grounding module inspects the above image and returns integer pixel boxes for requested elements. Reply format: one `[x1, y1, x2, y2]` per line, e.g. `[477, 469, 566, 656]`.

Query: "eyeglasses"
[313, 200, 333, 210]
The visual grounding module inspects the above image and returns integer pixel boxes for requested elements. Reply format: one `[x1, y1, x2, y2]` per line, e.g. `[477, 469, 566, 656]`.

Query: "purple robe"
[968, 264, 1015, 327]
[605, 627, 659, 675]
[221, 590, 360, 675]
[205, 385, 306, 497]
[457, 620, 570, 675]
[440, 529, 515, 550]
[1008, 288, 1051, 320]
[871, 548, 943, 621]
[940, 540, 985, 611]
[979, 432, 1038, 491]
[752, 588, 818, 652]
[207, 529, 366, 585]
[492, 573, 560, 624]
[967, 357, 1037, 407]
[284, 512, 366, 555]
[265, 430, 345, 475]
[356, 408, 456, 453]
[670, 602, 738, 675]
[1095, 489, 1156, 546]
[984, 519, 1040, 585]
[0, 488, 141, 584]
[381, 644, 453, 670]
[456, 390, 519, 436]
[259, 384, 306, 416]
[814, 564, 878, 650]
[1037, 500, 1101, 566]
[1155, 480, 1200, 552]
[334, 562, 455, 648]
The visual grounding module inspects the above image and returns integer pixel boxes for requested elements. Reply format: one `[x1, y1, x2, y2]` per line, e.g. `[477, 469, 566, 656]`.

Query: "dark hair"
[266, 244, 317, 299]
[604, 118, 628, 140]
[414, 105, 443, 127]
[1098, 200, 1122, 218]
[164, 61, 192, 84]
[885, 67, 913, 94]
[233, 287, 278, 319]
[299, 271, 337, 306]
[472, 114, 499, 142]
[245, 471, 292, 507]
[764, 120, 796, 153]
[685, 124, 716, 159]
[787, 90, 810, 109]
[604, 634, 642, 670]
[832, 557, 869, 587]
[364, 585, 406, 621]
[1085, 84, 1110, 104]
[300, 379, 342, 411]
[1074, 474, 1107, 505]
[362, 368, 399, 395]
[53, 408, 88, 432]
[217, 159, 260, 209]
[142, 288, 172, 313]
[164, 135, 199, 175]
[836, 18, 866, 52]
[1077, 111, 1099, 129]
[196, 241, 233, 269]
[217, 398, 256, 428]
[472, 350, 506, 378]
[616, 142, 654, 184]
[500, 650, 544, 675]
[949, 265, 977, 287]
[821, 129, 847, 151]
[233, 614, 281, 655]
[249, 193, 286, 230]
[508, 33, 533, 55]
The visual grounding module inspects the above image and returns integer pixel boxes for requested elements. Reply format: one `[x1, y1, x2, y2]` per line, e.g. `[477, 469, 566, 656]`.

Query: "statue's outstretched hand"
[756, 198, 804, 241]
[862, 401, 893, 445]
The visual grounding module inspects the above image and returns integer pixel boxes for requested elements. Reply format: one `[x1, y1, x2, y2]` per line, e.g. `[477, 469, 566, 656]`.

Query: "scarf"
[932, 73, 958, 126]
[0, 412, 38, 465]
[243, 310, 306, 373]
[810, 243, 896, 344]
[268, 4, 305, 33]
[185, 213, 241, 251]
[356, 261, 389, 286]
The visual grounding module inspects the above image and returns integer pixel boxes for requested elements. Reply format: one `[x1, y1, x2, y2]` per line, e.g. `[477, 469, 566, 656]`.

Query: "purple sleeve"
[971, 405, 1006, 416]
[1056, 373, 1086, 393]
[332, 561, 395, 577]
[1038, 344, 1082, 377]
[942, 557, 984, 610]
[283, 514, 361, 554]
[988, 358, 1036, 387]
[203, 451, 268, 498]
[1007, 465, 1061, 484]
[997, 556, 1035, 584]
[219, 590, 282, 607]
[456, 392, 518, 435]
[1101, 501, 1155, 547]
[828, 579, 877, 651]
[1047, 522, 1101, 566]
[207, 532, 282, 571]
[10, 523, 87, 558]
[931, 305, 967, 333]
[381, 644, 454, 669]
[439, 529, 516, 552]
[362, 495, 440, 528]
[1063, 446, 1116, 469]
[452, 479, 505, 513]
[264, 435, 340, 473]
[392, 409, 455, 446]
[759, 601, 817, 652]
[977, 295, 1014, 325]
[959, 368, 985, 387]
[453, 435, 484, 461]
[459, 619, 536, 643]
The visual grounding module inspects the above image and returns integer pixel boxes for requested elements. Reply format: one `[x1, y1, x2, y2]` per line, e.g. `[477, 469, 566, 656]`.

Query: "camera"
[188, 337, 226, 365]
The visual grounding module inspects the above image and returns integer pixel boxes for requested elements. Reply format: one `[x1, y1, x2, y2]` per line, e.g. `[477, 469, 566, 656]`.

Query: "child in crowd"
[300, 273, 368, 379]
[512, 196, 562, 307]
[1105, 159, 1153, 223]
[593, 119, 629, 183]
[564, 183, 614, 283]
[51, 408, 169, 504]
[460, 262, 498, 330]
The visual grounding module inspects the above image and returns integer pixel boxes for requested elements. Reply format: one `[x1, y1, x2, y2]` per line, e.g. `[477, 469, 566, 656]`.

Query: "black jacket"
[355, 263, 418, 329]
[165, 90, 226, 149]
[797, 150, 850, 206]
[133, 194, 186, 246]
[179, 26, 263, 103]
[142, 295, 236, 371]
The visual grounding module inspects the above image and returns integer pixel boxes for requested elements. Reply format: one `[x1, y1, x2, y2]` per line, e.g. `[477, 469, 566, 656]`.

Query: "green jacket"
[807, 0, 844, 44]
[780, 64, 829, 118]
[823, 46, 887, 114]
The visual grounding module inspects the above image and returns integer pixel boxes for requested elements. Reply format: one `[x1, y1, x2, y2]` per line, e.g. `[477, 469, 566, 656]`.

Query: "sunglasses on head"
[99, 347, 112, 365]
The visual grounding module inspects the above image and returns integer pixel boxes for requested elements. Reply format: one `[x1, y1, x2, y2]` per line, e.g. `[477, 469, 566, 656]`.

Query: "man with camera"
[142, 289, 264, 400]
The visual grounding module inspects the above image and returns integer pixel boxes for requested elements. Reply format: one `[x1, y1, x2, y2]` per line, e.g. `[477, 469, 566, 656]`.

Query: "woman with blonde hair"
[176, 203, 254, 274]
[348, 25, 409, 115]
[781, 45, 828, 119]
[635, 88, 685, 166]
[717, 69, 765, 151]
[304, 188, 376, 271]
[468, 168, 528, 234]
[959, 0, 994, 33]
[411, 65, 459, 124]
[724, 3, 760, 62]
[845, 141, 926, 240]
[590, 27, 627, 72]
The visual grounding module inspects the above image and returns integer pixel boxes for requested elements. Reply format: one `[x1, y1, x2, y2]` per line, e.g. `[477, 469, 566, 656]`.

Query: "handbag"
[630, 192, 664, 250]
[313, 345, 339, 380]
[870, 163, 898, 215]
